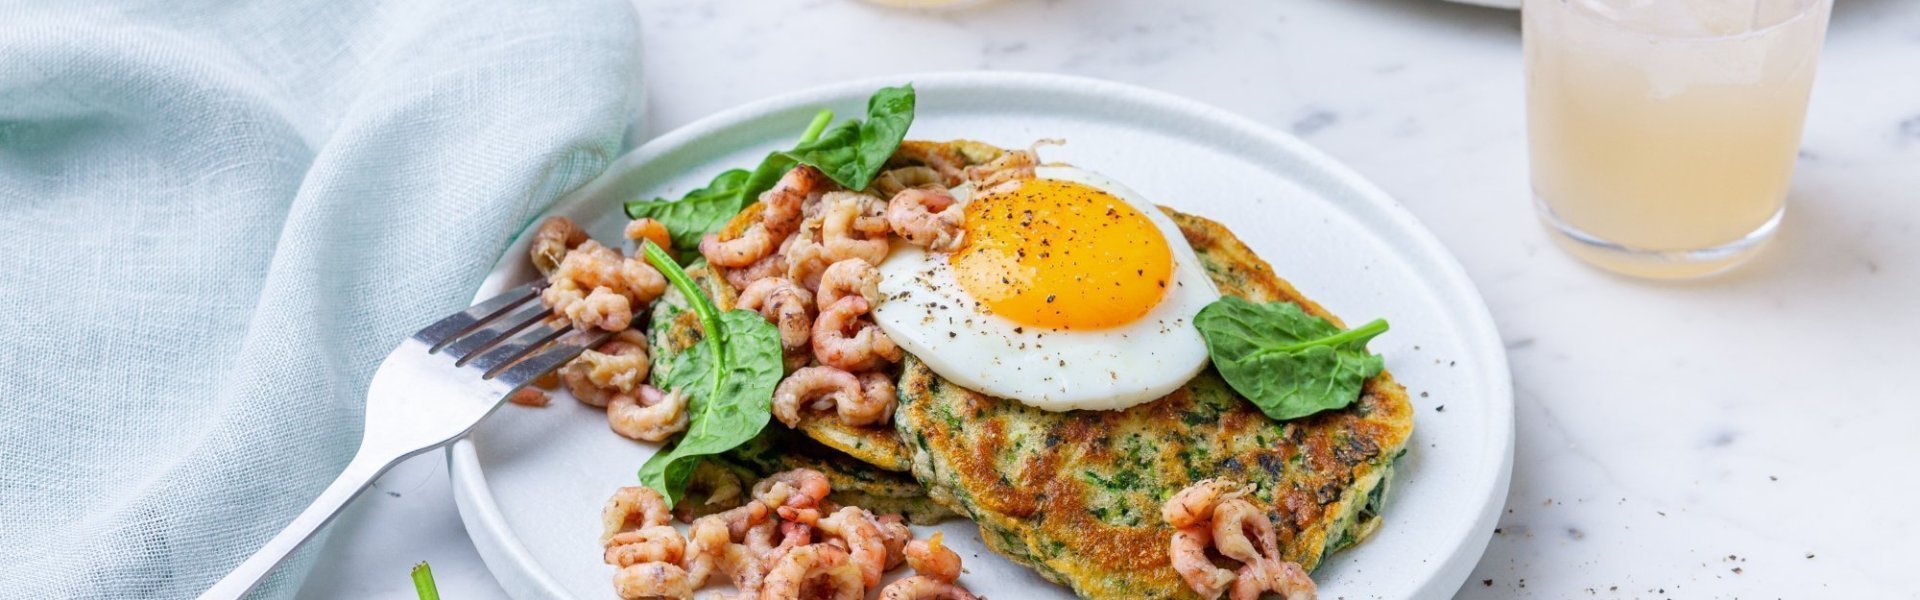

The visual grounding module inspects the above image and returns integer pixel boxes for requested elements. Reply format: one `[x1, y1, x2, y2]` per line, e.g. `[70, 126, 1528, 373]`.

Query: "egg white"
[872, 165, 1221, 411]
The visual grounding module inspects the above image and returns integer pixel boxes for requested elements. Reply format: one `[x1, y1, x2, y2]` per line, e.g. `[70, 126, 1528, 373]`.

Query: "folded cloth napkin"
[0, 0, 641, 596]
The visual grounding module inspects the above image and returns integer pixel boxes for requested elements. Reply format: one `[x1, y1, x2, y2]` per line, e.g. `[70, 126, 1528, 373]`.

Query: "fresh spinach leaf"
[621, 84, 913, 256]
[1194, 296, 1389, 421]
[623, 110, 836, 257]
[635, 241, 783, 504]
[778, 84, 915, 191]
[624, 168, 751, 252]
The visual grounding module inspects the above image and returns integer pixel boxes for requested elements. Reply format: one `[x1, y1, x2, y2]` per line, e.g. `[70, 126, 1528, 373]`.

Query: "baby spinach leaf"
[636, 241, 783, 504]
[624, 168, 752, 253]
[1194, 296, 1389, 421]
[621, 84, 912, 256]
[623, 110, 836, 257]
[777, 84, 915, 191]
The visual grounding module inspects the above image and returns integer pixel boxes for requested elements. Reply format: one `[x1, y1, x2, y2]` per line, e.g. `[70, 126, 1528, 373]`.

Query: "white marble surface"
[298, 0, 1920, 598]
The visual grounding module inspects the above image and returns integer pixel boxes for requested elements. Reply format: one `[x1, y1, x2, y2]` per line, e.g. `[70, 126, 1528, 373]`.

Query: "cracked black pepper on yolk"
[949, 177, 1174, 330]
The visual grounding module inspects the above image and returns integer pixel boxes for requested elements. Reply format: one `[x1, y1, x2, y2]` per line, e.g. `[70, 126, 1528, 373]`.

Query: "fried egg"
[872, 165, 1220, 411]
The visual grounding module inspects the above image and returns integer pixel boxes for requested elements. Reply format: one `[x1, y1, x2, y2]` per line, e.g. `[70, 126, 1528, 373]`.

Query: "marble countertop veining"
[298, 0, 1920, 598]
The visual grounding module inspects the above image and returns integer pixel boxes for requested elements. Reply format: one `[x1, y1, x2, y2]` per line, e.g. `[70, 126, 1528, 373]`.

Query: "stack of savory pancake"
[647, 141, 1413, 599]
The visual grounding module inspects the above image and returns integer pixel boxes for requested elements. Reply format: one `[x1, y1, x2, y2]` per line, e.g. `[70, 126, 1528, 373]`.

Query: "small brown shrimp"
[964, 151, 1035, 190]
[725, 247, 790, 293]
[686, 503, 776, 592]
[683, 514, 732, 588]
[758, 544, 864, 600]
[607, 385, 689, 442]
[744, 516, 779, 557]
[891, 141, 969, 186]
[539, 279, 586, 329]
[624, 218, 673, 254]
[964, 139, 1056, 191]
[566, 330, 650, 395]
[1210, 498, 1280, 565]
[569, 286, 634, 332]
[819, 192, 890, 266]
[771, 366, 860, 428]
[883, 535, 979, 600]
[761, 166, 826, 236]
[529, 216, 588, 276]
[562, 329, 646, 407]
[811, 297, 901, 373]
[763, 520, 815, 569]
[542, 240, 667, 332]
[559, 342, 612, 407]
[815, 259, 882, 311]
[559, 240, 667, 301]
[816, 506, 888, 588]
[716, 501, 773, 539]
[904, 531, 963, 583]
[878, 576, 981, 600]
[848, 371, 897, 426]
[1171, 526, 1235, 600]
[602, 486, 673, 543]
[1163, 479, 1253, 529]
[875, 514, 912, 571]
[783, 218, 832, 292]
[700, 224, 778, 268]
[776, 505, 822, 527]
[885, 187, 966, 252]
[604, 525, 686, 567]
[752, 469, 833, 512]
[736, 277, 816, 353]
[619, 259, 668, 302]
[507, 387, 549, 407]
[612, 561, 692, 600]
[870, 165, 944, 199]
[1229, 558, 1317, 600]
[717, 543, 769, 598]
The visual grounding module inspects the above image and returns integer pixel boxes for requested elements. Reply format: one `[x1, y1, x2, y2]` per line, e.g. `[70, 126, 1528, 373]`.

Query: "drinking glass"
[1524, 0, 1833, 279]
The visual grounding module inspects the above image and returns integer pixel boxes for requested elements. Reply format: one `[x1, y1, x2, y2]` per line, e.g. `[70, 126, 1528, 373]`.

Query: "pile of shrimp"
[600, 468, 980, 600]
[708, 145, 1040, 433]
[511, 216, 689, 443]
[512, 145, 1039, 438]
[1161, 480, 1318, 600]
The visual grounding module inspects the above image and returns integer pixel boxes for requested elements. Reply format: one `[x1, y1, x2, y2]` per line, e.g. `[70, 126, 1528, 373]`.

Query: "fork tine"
[490, 327, 617, 386]
[439, 300, 552, 363]
[414, 281, 542, 350]
[464, 319, 571, 374]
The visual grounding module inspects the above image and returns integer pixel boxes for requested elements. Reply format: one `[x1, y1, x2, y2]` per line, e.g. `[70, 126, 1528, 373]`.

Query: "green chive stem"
[411, 562, 440, 600]
[798, 109, 833, 144]
[641, 240, 731, 437]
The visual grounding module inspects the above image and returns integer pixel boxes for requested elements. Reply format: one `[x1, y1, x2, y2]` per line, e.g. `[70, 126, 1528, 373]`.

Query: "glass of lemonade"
[1524, 0, 1833, 279]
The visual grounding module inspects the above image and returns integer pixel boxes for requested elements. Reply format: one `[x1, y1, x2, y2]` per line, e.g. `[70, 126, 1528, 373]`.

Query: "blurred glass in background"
[1525, 0, 1833, 279]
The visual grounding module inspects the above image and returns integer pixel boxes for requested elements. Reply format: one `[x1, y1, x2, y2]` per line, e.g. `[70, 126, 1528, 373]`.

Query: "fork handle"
[197, 445, 402, 600]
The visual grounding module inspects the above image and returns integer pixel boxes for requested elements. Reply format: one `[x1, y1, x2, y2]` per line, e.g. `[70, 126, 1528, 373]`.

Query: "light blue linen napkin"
[0, 0, 641, 596]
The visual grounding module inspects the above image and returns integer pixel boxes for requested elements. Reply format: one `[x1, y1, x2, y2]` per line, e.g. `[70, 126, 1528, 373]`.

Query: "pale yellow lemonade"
[1525, 0, 1831, 278]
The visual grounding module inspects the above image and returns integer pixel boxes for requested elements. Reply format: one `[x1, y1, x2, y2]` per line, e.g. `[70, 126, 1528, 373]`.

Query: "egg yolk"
[950, 178, 1174, 330]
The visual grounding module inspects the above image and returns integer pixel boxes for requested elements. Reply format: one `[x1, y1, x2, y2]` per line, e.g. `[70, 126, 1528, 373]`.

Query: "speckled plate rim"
[448, 71, 1514, 600]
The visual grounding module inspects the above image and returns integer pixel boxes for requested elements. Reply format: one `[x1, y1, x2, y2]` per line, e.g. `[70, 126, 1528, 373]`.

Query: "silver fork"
[197, 281, 613, 599]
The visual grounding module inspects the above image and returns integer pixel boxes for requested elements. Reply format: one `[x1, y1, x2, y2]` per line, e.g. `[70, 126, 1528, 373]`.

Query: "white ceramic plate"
[450, 72, 1512, 600]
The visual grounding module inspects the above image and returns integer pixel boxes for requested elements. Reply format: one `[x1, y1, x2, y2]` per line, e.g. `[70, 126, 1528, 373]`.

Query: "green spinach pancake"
[648, 140, 1412, 600]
